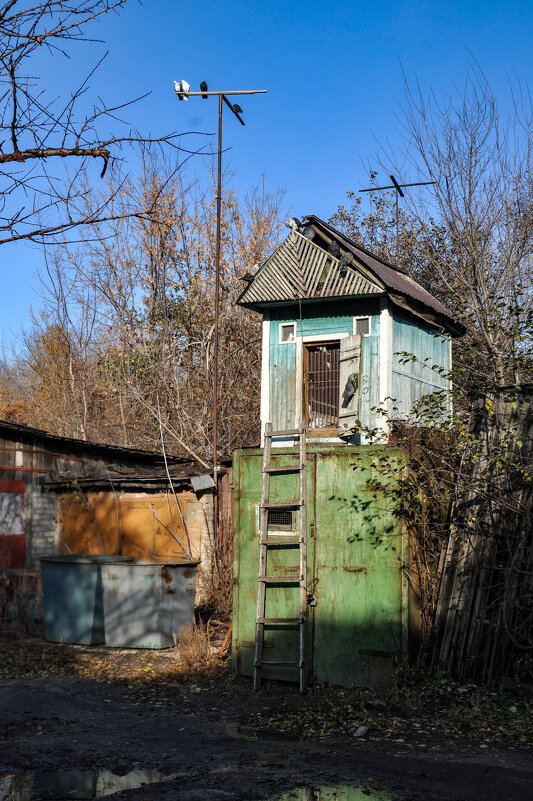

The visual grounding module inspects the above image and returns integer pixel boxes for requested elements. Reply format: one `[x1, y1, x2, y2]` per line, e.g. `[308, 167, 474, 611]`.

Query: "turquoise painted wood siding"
[268, 300, 381, 431]
[391, 312, 450, 421]
[269, 334, 297, 430]
[359, 319, 381, 433]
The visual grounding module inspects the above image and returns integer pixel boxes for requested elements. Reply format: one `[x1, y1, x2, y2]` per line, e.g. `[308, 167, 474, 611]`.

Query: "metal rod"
[174, 81, 267, 544]
[222, 93, 245, 126]
[180, 89, 267, 96]
[359, 176, 437, 267]
[213, 92, 223, 475]
[389, 174, 405, 198]
[394, 178, 396, 267]
[360, 179, 437, 192]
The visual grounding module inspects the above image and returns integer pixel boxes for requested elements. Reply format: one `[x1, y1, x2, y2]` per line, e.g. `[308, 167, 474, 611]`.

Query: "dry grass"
[173, 621, 219, 673]
[197, 532, 233, 622]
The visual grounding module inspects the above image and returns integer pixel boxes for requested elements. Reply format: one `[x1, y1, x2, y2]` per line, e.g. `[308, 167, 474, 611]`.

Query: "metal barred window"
[305, 342, 340, 428]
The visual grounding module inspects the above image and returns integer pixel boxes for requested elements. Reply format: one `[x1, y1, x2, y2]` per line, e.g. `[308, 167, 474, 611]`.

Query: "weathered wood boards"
[432, 387, 533, 684]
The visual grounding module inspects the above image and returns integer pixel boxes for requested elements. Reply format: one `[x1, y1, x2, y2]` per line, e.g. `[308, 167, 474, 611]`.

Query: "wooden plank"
[263, 464, 302, 474]
[261, 501, 302, 509]
[299, 422, 308, 694]
[254, 423, 272, 690]
[264, 536, 302, 545]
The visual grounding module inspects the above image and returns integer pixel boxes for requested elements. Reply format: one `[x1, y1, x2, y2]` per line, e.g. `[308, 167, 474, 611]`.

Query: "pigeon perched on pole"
[173, 80, 190, 100]
[200, 81, 208, 99]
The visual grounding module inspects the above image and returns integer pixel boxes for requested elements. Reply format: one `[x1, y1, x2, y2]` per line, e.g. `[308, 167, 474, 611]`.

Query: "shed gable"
[238, 230, 382, 307]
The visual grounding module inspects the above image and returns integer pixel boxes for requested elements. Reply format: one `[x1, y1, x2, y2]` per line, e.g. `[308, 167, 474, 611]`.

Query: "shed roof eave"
[43, 470, 217, 493]
[238, 292, 387, 313]
[0, 418, 192, 466]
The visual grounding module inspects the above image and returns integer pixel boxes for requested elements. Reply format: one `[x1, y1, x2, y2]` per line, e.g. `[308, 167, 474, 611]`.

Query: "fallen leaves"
[0, 639, 224, 687]
[243, 683, 533, 747]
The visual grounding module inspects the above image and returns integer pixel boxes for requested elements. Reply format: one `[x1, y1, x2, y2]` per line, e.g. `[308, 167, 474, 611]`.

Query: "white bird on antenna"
[173, 80, 190, 100]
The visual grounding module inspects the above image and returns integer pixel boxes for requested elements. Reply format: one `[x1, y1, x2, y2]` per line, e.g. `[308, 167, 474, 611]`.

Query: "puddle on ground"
[275, 788, 390, 801]
[0, 767, 175, 799]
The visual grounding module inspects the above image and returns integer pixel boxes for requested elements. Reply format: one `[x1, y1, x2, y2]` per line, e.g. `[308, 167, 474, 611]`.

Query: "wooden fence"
[432, 386, 533, 684]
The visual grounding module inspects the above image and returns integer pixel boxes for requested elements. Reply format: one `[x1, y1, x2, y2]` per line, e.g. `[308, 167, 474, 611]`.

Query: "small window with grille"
[267, 508, 296, 532]
[355, 316, 371, 336]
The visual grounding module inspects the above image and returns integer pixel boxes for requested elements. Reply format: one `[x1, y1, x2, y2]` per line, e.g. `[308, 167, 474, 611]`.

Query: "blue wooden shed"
[232, 215, 465, 690]
[237, 215, 464, 442]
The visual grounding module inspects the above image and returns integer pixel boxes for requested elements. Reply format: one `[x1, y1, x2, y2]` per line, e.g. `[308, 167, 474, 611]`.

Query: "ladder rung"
[263, 464, 303, 474]
[268, 428, 304, 437]
[262, 537, 301, 546]
[259, 575, 302, 583]
[256, 617, 303, 624]
[255, 660, 302, 668]
[261, 501, 302, 508]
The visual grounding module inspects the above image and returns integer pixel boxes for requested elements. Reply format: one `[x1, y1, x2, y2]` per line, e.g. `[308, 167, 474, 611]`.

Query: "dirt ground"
[0, 640, 531, 801]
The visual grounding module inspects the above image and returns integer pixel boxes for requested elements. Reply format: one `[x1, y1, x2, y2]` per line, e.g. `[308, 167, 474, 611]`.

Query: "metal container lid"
[103, 559, 200, 567]
[40, 555, 135, 565]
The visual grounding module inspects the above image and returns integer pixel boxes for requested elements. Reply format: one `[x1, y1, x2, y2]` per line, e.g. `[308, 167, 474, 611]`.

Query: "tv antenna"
[359, 175, 436, 268]
[173, 80, 266, 476]
[173, 80, 266, 547]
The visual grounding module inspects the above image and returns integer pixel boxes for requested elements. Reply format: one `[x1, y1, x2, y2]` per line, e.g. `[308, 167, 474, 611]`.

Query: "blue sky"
[1, 0, 532, 351]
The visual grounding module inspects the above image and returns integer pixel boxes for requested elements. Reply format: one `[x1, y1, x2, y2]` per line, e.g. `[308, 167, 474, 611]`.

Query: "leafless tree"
[1, 155, 286, 457]
[386, 66, 533, 387]
[0, 1, 205, 245]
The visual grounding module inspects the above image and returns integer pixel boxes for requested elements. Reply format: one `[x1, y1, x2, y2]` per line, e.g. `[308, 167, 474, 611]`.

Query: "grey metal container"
[101, 560, 199, 649]
[40, 555, 134, 645]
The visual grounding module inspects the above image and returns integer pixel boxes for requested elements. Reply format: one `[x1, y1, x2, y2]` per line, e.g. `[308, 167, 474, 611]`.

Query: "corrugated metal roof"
[0, 418, 191, 467]
[44, 469, 216, 492]
[303, 215, 465, 335]
[237, 230, 382, 306]
[238, 215, 465, 336]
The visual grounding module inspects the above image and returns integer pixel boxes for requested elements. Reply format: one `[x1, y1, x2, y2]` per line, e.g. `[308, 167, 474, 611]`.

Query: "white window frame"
[278, 321, 296, 344]
[353, 315, 372, 337]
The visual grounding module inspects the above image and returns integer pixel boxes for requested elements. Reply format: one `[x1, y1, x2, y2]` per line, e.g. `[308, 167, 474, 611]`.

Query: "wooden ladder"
[253, 421, 308, 693]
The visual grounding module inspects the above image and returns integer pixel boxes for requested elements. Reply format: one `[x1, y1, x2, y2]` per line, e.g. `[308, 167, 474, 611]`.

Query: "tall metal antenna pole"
[360, 176, 436, 267]
[213, 92, 223, 485]
[173, 81, 266, 539]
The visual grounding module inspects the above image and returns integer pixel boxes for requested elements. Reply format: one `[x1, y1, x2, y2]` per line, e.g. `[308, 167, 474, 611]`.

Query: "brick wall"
[27, 486, 58, 566]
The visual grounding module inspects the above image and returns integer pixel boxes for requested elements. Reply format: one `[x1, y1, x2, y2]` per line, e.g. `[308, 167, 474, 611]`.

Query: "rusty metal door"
[233, 445, 408, 688]
[310, 449, 407, 687]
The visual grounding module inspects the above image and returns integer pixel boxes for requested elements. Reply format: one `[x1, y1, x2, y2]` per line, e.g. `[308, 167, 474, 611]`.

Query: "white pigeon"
[286, 217, 302, 231]
[173, 80, 190, 100]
